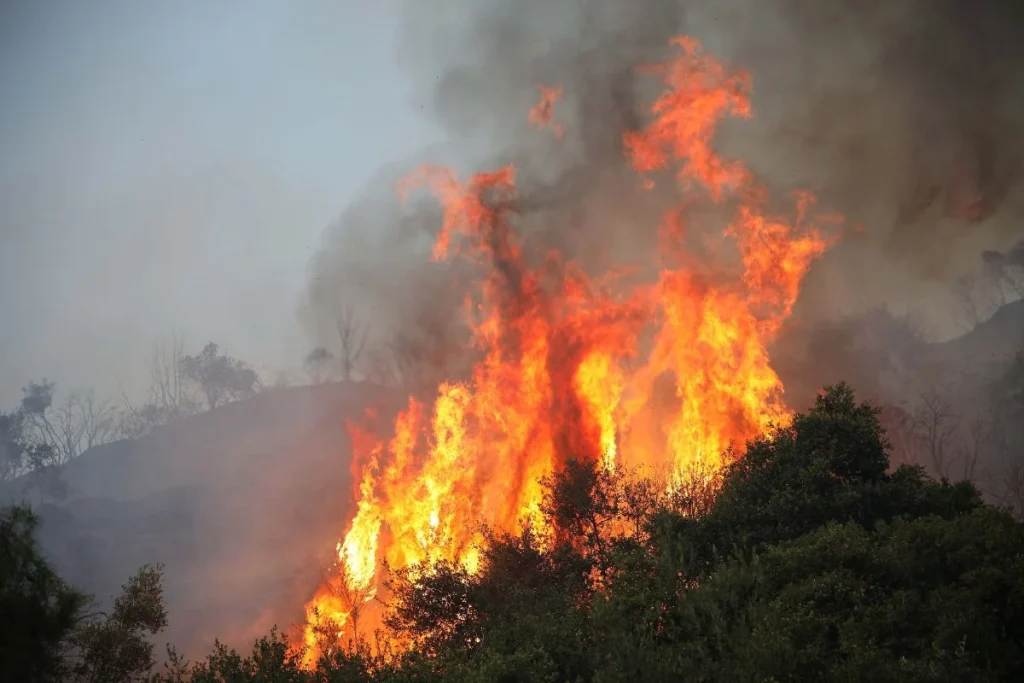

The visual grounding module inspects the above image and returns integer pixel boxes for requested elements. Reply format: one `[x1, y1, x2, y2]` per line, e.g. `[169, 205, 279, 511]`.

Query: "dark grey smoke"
[305, 0, 1024, 373]
[735, 0, 1024, 284]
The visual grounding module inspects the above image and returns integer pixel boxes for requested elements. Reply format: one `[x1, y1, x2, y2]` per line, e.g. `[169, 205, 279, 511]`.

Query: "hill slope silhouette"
[2, 381, 395, 657]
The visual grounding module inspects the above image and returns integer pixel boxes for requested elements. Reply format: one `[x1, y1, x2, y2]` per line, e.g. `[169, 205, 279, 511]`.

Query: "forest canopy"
[3, 383, 1022, 682]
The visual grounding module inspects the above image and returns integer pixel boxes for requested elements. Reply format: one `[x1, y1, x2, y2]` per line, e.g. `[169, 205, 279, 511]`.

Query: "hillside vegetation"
[1, 381, 393, 657]
[2, 299, 1023, 675]
[4, 383, 1023, 682]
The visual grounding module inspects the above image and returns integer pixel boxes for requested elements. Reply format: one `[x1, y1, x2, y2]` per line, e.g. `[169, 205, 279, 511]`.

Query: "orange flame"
[301, 36, 839, 663]
[528, 83, 565, 139]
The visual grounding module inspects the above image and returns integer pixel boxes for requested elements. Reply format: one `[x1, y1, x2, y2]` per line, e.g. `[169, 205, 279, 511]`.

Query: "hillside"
[931, 298, 1024, 367]
[3, 302, 1020, 660]
[2, 381, 394, 658]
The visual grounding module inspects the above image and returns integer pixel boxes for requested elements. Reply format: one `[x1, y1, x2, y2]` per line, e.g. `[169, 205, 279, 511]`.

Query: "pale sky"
[0, 0, 444, 405]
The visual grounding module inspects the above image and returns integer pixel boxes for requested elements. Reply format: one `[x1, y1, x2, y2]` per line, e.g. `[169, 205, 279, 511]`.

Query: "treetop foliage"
[134, 383, 1024, 682]
[4, 382, 1022, 682]
[180, 342, 260, 411]
[1, 505, 169, 683]
[0, 505, 87, 683]
[0, 339, 262, 495]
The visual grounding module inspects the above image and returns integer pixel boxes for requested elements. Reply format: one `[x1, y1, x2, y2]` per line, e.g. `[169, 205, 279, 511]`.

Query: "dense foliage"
[0, 506, 168, 683]
[140, 383, 1022, 682]
[0, 505, 87, 682]
[1, 338, 261, 499]
[4, 383, 1023, 681]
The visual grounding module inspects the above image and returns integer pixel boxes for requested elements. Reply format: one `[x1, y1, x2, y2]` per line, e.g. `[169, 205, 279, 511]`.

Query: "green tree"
[147, 628, 426, 683]
[1, 504, 170, 683]
[132, 383, 1024, 683]
[385, 526, 594, 683]
[150, 630, 307, 683]
[66, 564, 168, 683]
[0, 505, 88, 683]
[180, 342, 260, 410]
[709, 508, 1024, 682]
[683, 383, 981, 571]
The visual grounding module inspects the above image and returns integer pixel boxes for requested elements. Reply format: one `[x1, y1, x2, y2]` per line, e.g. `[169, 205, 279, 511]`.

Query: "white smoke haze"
[0, 1, 444, 406]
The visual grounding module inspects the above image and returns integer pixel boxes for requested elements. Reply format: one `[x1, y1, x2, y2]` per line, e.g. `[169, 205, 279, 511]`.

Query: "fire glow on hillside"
[300, 36, 842, 662]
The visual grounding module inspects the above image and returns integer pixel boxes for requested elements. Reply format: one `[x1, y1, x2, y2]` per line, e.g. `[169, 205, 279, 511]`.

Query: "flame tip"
[302, 34, 840, 660]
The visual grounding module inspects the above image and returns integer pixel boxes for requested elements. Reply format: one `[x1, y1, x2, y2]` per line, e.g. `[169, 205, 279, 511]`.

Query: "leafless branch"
[879, 403, 920, 468]
[21, 386, 115, 466]
[336, 304, 368, 382]
[149, 333, 199, 419]
[911, 388, 961, 480]
[958, 416, 993, 482]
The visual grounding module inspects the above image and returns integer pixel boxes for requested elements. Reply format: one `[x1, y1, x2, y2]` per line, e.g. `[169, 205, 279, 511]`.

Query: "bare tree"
[20, 382, 115, 466]
[75, 391, 116, 453]
[958, 416, 993, 483]
[336, 305, 368, 382]
[149, 334, 199, 420]
[879, 403, 921, 468]
[11, 382, 115, 502]
[911, 388, 961, 480]
[114, 335, 202, 439]
[115, 388, 166, 441]
[309, 558, 376, 653]
[24, 444, 68, 503]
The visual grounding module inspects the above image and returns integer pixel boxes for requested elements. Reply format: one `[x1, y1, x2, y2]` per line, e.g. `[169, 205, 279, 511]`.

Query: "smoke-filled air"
[4, 1, 1024, 681]
[300, 32, 840, 656]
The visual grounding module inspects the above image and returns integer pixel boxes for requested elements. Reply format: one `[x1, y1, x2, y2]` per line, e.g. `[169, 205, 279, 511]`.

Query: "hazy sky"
[0, 0, 444, 405]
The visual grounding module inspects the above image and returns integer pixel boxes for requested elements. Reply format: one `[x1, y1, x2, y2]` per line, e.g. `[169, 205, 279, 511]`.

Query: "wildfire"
[528, 83, 565, 139]
[300, 36, 839, 663]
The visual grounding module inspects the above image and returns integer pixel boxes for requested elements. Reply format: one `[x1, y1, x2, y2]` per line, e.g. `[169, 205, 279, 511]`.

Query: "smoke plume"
[304, 0, 1024, 379]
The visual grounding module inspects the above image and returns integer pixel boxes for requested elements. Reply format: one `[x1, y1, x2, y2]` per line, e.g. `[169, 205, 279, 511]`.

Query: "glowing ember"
[528, 83, 565, 139]
[300, 36, 839, 663]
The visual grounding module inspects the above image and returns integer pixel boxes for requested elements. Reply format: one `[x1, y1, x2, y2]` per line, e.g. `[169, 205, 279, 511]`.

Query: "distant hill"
[930, 298, 1024, 368]
[773, 298, 1024, 409]
[2, 381, 395, 659]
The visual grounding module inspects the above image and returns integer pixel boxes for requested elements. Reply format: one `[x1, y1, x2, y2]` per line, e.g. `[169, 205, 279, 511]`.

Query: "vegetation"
[302, 302, 371, 384]
[6, 383, 1020, 681]
[0, 506, 167, 683]
[180, 342, 260, 411]
[304, 347, 334, 384]
[0, 338, 260, 495]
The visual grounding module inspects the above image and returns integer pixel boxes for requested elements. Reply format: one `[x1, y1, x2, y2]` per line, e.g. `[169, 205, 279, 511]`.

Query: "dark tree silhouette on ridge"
[180, 342, 259, 410]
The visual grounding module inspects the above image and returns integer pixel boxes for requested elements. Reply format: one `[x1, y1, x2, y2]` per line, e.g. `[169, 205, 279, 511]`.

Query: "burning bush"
[140, 384, 1024, 682]
[301, 35, 842, 660]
